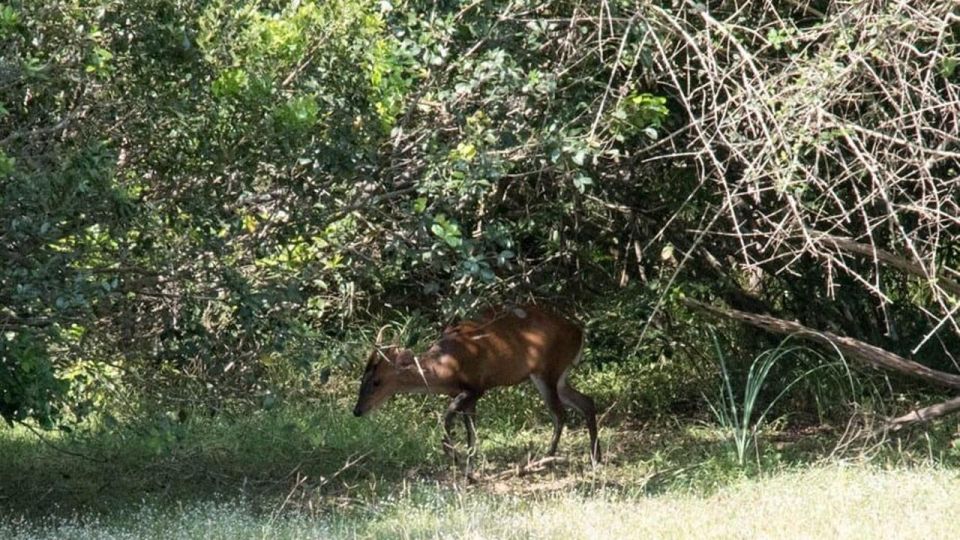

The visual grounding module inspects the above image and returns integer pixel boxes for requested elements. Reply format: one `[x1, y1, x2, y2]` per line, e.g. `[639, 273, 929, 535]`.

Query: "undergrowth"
[2, 336, 959, 537]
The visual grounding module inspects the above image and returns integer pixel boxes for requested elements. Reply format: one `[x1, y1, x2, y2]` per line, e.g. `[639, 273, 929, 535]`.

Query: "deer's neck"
[403, 353, 459, 395]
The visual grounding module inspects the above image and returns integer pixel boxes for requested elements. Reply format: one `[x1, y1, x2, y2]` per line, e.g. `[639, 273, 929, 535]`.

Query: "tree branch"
[683, 298, 960, 389]
[887, 395, 960, 431]
[811, 232, 960, 297]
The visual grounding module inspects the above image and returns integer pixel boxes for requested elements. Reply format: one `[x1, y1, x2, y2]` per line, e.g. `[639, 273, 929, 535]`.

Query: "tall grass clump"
[706, 334, 852, 465]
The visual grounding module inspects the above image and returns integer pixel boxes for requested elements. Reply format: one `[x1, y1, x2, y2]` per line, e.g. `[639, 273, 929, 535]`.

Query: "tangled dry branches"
[648, 0, 960, 350]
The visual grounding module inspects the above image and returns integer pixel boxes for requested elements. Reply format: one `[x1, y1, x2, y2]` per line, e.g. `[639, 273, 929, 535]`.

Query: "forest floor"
[1, 398, 959, 539]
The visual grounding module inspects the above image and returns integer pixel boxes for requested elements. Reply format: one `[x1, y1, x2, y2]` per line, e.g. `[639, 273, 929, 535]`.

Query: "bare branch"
[887, 395, 960, 431]
[684, 298, 960, 390]
[811, 232, 960, 297]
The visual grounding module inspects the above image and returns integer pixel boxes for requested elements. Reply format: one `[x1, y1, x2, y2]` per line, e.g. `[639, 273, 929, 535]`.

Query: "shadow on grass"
[2, 397, 954, 520]
[0, 397, 444, 518]
[465, 409, 960, 500]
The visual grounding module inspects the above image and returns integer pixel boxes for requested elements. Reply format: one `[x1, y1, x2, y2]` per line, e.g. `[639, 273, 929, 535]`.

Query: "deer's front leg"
[443, 391, 472, 458]
[459, 392, 482, 480]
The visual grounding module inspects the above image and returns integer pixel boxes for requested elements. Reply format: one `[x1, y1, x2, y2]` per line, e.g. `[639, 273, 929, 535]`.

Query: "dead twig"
[487, 456, 567, 481]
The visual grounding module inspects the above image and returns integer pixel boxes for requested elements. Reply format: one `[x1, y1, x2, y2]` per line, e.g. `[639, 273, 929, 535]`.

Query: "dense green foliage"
[1, 0, 689, 425]
[3, 3, 960, 534]
[1, 0, 957, 439]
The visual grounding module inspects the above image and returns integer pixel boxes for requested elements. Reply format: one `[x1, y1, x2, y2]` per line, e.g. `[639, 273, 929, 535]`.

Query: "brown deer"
[353, 305, 600, 469]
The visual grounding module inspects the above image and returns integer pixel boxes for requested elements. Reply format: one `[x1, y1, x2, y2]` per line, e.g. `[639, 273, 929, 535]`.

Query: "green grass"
[3, 363, 960, 539]
[0, 394, 442, 517]
[3, 466, 960, 539]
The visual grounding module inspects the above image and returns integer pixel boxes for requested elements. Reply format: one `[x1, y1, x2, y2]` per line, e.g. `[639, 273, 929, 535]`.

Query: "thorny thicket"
[644, 0, 959, 349]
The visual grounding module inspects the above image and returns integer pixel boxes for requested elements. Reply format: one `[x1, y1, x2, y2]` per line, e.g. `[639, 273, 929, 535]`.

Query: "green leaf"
[430, 215, 463, 248]
[412, 197, 427, 213]
[941, 57, 958, 78]
[573, 174, 593, 193]
[572, 150, 587, 166]
[0, 150, 15, 176]
[451, 142, 477, 162]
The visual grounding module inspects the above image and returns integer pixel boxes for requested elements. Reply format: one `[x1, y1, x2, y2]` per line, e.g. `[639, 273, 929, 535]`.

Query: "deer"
[353, 305, 601, 474]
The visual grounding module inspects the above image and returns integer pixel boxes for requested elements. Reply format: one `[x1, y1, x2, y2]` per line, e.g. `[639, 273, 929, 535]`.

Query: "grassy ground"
[2, 381, 960, 538]
[4, 461, 960, 538]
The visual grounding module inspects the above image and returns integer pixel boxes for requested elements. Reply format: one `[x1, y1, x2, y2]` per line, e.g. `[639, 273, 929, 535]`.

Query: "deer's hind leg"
[530, 374, 566, 456]
[557, 368, 601, 463]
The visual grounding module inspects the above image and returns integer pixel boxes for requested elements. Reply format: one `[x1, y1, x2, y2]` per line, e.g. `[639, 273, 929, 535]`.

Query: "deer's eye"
[372, 379, 381, 387]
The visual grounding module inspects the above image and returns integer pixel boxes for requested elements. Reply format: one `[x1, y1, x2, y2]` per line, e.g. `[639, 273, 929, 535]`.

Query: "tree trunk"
[683, 298, 960, 390]
[887, 396, 960, 431]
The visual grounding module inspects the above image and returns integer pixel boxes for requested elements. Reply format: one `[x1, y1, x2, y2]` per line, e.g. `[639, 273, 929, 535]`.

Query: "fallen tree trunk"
[887, 395, 960, 431]
[683, 298, 960, 389]
[683, 298, 960, 429]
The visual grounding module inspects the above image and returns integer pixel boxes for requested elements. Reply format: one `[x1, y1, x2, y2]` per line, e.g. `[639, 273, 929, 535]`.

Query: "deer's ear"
[396, 350, 416, 369]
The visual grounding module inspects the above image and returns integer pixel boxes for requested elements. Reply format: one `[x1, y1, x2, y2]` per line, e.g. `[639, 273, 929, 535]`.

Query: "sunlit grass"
[358, 466, 960, 539]
[3, 465, 960, 539]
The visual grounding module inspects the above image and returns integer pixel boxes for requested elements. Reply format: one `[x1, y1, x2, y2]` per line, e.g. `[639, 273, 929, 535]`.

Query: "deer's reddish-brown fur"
[354, 305, 600, 467]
